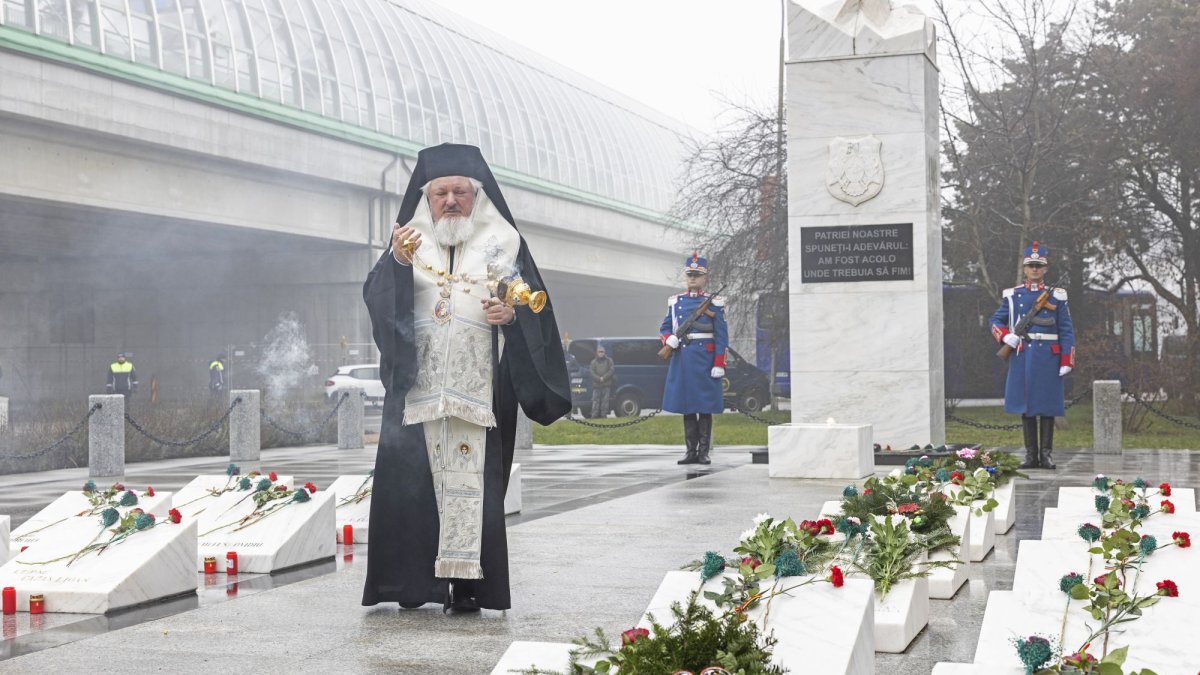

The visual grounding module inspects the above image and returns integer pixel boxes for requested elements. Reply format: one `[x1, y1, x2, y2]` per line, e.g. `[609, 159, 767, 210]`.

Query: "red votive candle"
[343, 524, 354, 545]
[28, 594, 44, 614]
[2, 587, 14, 615]
[203, 556, 217, 574]
[225, 551, 238, 575]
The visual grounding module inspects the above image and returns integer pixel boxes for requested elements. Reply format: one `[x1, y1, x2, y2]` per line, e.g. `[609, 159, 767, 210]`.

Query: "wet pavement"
[0, 445, 1195, 672]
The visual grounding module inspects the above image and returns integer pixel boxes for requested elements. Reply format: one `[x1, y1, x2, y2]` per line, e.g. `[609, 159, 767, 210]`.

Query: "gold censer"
[490, 276, 546, 313]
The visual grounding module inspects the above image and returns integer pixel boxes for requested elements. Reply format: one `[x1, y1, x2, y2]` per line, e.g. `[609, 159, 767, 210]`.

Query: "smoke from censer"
[256, 313, 319, 408]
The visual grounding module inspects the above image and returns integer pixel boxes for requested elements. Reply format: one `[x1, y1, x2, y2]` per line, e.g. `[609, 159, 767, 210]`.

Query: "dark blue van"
[567, 337, 771, 417]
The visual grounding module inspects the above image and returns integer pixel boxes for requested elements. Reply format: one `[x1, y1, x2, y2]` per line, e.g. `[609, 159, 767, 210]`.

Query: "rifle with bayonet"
[997, 275, 1066, 360]
[658, 285, 726, 361]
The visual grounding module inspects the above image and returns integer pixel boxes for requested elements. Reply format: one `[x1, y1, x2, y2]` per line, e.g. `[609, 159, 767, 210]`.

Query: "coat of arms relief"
[826, 135, 885, 206]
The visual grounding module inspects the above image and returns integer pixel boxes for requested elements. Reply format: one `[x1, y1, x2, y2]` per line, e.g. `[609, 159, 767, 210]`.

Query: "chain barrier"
[262, 391, 348, 440]
[0, 402, 102, 461]
[124, 397, 241, 448]
[1129, 393, 1200, 431]
[564, 407, 664, 428]
[729, 404, 775, 425]
[944, 386, 1094, 431]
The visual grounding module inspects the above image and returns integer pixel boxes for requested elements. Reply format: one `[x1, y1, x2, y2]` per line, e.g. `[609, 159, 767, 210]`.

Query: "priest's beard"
[434, 215, 475, 247]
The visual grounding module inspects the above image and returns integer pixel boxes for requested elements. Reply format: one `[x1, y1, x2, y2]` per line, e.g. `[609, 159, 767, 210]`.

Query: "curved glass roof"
[0, 0, 696, 213]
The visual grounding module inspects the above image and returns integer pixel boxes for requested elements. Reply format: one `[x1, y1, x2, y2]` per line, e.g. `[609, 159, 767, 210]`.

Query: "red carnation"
[951, 471, 965, 484]
[1160, 482, 1172, 496]
[740, 556, 762, 571]
[113, 482, 125, 491]
[1173, 532, 1191, 548]
[304, 482, 317, 494]
[817, 518, 835, 535]
[168, 508, 182, 524]
[1156, 579, 1179, 597]
[269, 471, 278, 482]
[897, 503, 920, 514]
[620, 627, 650, 646]
[829, 565, 844, 588]
[275, 485, 288, 492]
[799, 520, 821, 536]
[1161, 500, 1176, 514]
[1120, 498, 1135, 510]
[1094, 573, 1109, 586]
[146, 486, 155, 497]
[862, 488, 873, 496]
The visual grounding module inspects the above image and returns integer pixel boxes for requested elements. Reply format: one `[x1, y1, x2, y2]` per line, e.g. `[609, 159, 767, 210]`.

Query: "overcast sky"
[427, 0, 942, 134]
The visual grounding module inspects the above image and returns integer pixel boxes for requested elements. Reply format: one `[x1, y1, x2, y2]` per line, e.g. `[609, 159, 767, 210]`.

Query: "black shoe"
[399, 600, 424, 609]
[677, 451, 699, 465]
[1019, 415, 1040, 469]
[1039, 416, 1056, 470]
[443, 584, 480, 614]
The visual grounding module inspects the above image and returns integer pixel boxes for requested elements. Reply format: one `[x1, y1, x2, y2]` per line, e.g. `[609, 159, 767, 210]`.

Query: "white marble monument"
[11, 486, 173, 561]
[0, 517, 197, 613]
[775, 0, 944, 462]
[194, 482, 335, 574]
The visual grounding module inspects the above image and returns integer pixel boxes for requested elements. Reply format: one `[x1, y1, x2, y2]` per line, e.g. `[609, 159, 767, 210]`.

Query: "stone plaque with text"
[800, 223, 914, 283]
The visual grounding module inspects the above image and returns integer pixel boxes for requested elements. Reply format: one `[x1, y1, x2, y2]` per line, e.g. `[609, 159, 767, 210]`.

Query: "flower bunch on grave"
[837, 474, 958, 536]
[943, 468, 1000, 517]
[933, 449, 1025, 486]
[18, 506, 183, 567]
[22, 483, 141, 538]
[522, 594, 785, 675]
[843, 516, 955, 597]
[200, 483, 314, 536]
[337, 471, 375, 508]
[177, 463, 243, 509]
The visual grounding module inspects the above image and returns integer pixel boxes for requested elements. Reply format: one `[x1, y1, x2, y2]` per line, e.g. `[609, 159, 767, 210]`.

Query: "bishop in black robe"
[361, 144, 571, 611]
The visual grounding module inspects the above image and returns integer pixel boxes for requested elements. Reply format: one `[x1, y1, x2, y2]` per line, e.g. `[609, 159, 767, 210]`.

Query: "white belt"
[1026, 333, 1058, 341]
[687, 333, 714, 340]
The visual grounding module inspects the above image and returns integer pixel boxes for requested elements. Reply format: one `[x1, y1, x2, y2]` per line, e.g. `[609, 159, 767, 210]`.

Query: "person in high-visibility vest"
[209, 353, 226, 396]
[106, 353, 137, 400]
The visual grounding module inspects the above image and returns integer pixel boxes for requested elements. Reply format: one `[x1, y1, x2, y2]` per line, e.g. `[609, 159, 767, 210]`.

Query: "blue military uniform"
[987, 241, 1075, 469]
[660, 253, 728, 465]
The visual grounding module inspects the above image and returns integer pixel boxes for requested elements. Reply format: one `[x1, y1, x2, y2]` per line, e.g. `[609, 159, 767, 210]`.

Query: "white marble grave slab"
[929, 505, 970, 599]
[639, 570, 874, 674]
[490, 642, 577, 675]
[992, 480, 1016, 533]
[967, 508, 995, 562]
[328, 475, 372, 544]
[173, 474, 293, 521]
[0, 517, 196, 613]
[973, 590, 1090, 667]
[1040, 508, 1200, 542]
[768, 423, 873, 479]
[504, 463, 522, 515]
[1057, 486, 1195, 513]
[12, 488, 173, 560]
[196, 488, 335, 573]
[1010, 539, 1093, 597]
[869, 556, 929, 653]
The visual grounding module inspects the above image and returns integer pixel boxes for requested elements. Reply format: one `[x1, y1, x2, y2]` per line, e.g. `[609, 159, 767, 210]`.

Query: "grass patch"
[534, 404, 1200, 449]
[533, 410, 790, 446]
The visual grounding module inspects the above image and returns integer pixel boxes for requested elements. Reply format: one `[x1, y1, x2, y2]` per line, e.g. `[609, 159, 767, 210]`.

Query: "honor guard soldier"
[989, 241, 1076, 470]
[659, 252, 728, 465]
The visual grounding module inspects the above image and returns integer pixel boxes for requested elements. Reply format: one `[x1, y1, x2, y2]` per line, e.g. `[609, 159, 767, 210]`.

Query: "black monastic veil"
[361, 144, 570, 609]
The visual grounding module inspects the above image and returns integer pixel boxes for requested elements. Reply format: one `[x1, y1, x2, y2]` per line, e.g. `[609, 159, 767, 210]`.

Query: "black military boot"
[1039, 415, 1057, 470]
[1020, 415, 1040, 469]
[696, 414, 713, 465]
[677, 415, 700, 465]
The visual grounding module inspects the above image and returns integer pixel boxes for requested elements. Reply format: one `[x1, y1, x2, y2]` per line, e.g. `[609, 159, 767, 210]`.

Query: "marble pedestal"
[640, 570, 874, 674]
[327, 474, 372, 544]
[1057, 486, 1195, 512]
[768, 423, 873, 479]
[504, 463, 522, 515]
[0, 518, 197, 613]
[928, 505, 970, 599]
[11, 488, 173, 561]
[992, 480, 1016, 533]
[196, 487, 335, 573]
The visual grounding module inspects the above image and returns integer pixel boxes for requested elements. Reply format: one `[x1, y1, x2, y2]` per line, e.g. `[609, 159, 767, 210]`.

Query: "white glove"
[1059, 366, 1073, 377]
[665, 335, 680, 349]
[1002, 333, 1021, 349]
[711, 367, 725, 378]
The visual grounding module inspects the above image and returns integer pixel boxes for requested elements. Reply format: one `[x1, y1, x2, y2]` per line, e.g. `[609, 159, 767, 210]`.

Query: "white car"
[325, 364, 386, 407]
